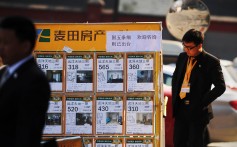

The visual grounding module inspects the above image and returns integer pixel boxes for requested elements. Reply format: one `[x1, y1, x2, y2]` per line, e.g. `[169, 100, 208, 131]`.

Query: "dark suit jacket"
[0, 57, 50, 147]
[172, 50, 226, 122]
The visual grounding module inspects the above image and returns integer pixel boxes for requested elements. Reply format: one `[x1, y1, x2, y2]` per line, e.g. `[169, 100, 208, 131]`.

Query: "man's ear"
[198, 43, 203, 48]
[21, 40, 32, 54]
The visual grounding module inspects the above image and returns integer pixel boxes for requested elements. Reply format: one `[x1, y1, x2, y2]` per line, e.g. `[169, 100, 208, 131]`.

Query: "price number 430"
[97, 106, 109, 111]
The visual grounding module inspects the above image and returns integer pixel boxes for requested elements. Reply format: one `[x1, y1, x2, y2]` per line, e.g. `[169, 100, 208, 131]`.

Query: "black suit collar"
[0, 58, 36, 90]
[2, 57, 35, 81]
[191, 49, 206, 61]
[14, 57, 36, 75]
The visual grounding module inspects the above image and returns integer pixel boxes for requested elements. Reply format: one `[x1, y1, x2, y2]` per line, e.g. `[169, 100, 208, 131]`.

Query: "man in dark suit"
[172, 29, 226, 147]
[0, 16, 51, 147]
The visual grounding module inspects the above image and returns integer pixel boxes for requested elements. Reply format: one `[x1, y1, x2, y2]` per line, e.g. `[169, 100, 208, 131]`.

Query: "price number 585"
[99, 65, 109, 70]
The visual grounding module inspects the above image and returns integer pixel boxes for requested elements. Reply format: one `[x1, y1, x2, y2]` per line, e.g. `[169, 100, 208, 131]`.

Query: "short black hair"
[0, 16, 36, 51]
[182, 29, 204, 46]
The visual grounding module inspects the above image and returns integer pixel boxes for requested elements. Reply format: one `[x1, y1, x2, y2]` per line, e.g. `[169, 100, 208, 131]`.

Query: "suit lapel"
[178, 55, 189, 83]
[14, 58, 34, 75]
[189, 61, 199, 84]
[189, 51, 206, 84]
[0, 58, 35, 90]
[0, 66, 10, 88]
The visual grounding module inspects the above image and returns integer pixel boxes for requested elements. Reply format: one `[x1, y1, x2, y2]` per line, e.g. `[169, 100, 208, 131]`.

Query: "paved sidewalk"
[208, 142, 237, 147]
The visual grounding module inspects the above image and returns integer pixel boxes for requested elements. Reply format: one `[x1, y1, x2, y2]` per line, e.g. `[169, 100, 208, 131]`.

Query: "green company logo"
[37, 29, 50, 42]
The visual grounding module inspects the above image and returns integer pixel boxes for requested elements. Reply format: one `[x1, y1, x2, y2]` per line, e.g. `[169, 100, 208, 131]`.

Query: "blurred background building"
[0, 0, 236, 61]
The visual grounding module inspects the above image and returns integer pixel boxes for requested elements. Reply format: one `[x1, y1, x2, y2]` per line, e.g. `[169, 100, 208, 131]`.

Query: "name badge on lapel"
[181, 83, 190, 93]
